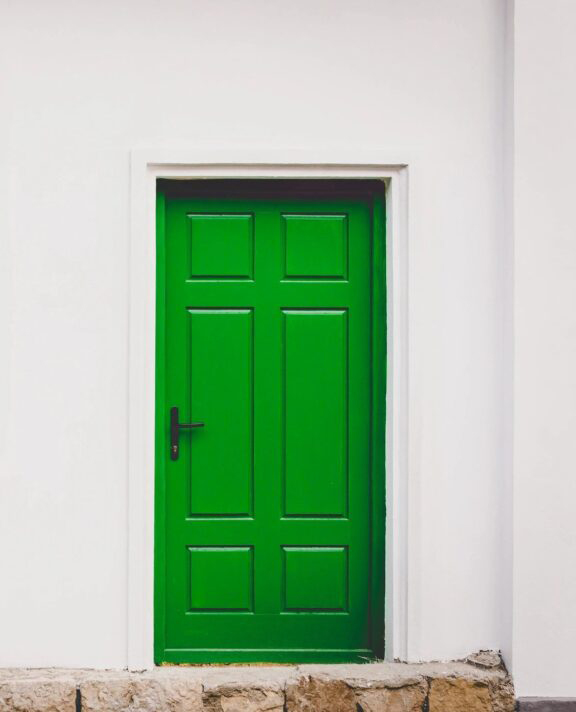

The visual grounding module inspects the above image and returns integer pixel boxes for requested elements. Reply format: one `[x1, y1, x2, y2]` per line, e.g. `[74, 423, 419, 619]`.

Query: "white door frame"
[128, 149, 411, 670]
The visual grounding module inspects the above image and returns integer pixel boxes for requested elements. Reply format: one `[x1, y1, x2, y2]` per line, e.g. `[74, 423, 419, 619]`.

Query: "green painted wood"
[155, 182, 386, 663]
[284, 309, 349, 517]
[187, 309, 254, 516]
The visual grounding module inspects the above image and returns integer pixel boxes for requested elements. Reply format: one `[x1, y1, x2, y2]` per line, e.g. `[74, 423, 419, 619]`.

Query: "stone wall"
[0, 653, 514, 712]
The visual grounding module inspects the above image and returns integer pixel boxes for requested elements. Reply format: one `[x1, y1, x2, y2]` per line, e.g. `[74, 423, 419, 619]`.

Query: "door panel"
[187, 309, 253, 517]
[283, 309, 348, 518]
[187, 546, 254, 612]
[155, 183, 385, 663]
[283, 546, 348, 612]
[188, 214, 254, 279]
[283, 214, 348, 279]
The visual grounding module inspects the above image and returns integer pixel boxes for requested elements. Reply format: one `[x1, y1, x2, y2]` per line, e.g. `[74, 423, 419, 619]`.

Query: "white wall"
[513, 0, 576, 697]
[0, 1, 508, 668]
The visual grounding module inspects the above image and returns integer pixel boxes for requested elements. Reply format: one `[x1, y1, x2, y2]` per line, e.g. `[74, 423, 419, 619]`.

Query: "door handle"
[170, 406, 204, 461]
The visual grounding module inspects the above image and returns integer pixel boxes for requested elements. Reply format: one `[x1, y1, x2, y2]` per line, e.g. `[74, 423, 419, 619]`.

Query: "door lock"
[170, 406, 204, 461]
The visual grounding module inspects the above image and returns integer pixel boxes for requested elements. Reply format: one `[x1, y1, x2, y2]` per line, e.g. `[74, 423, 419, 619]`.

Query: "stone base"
[0, 652, 514, 712]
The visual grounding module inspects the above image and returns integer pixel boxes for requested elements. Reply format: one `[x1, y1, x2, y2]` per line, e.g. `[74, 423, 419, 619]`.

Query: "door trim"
[128, 150, 410, 670]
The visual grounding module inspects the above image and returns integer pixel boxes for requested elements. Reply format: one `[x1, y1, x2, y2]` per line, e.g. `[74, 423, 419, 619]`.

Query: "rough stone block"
[285, 676, 356, 712]
[0, 678, 77, 712]
[203, 685, 284, 712]
[356, 683, 428, 712]
[467, 651, 504, 670]
[429, 677, 492, 712]
[80, 678, 133, 712]
[200, 667, 292, 712]
[489, 677, 516, 712]
[80, 675, 203, 712]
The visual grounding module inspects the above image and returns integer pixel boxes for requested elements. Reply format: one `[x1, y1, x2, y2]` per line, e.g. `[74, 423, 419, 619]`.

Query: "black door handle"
[170, 406, 204, 461]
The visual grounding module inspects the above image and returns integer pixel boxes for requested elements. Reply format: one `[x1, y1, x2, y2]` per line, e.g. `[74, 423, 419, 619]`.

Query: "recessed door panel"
[187, 308, 253, 517]
[283, 309, 348, 517]
[187, 547, 254, 612]
[283, 546, 348, 612]
[283, 214, 348, 279]
[188, 214, 254, 279]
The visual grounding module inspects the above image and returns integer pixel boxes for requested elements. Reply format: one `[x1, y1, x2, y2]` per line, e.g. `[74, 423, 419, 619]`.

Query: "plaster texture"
[0, 0, 508, 669]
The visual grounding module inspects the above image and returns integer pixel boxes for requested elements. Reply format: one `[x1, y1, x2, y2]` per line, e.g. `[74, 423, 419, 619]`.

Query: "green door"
[155, 180, 385, 663]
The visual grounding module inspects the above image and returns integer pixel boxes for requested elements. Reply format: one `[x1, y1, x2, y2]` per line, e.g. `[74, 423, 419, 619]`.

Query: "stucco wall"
[513, 0, 576, 698]
[0, 1, 508, 669]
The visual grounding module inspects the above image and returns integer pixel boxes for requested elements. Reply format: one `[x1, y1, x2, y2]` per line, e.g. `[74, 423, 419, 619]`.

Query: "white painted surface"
[128, 155, 409, 669]
[0, 1, 508, 668]
[512, 0, 576, 697]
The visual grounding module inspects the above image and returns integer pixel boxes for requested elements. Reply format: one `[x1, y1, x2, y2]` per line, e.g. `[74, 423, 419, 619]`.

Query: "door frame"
[128, 149, 410, 670]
